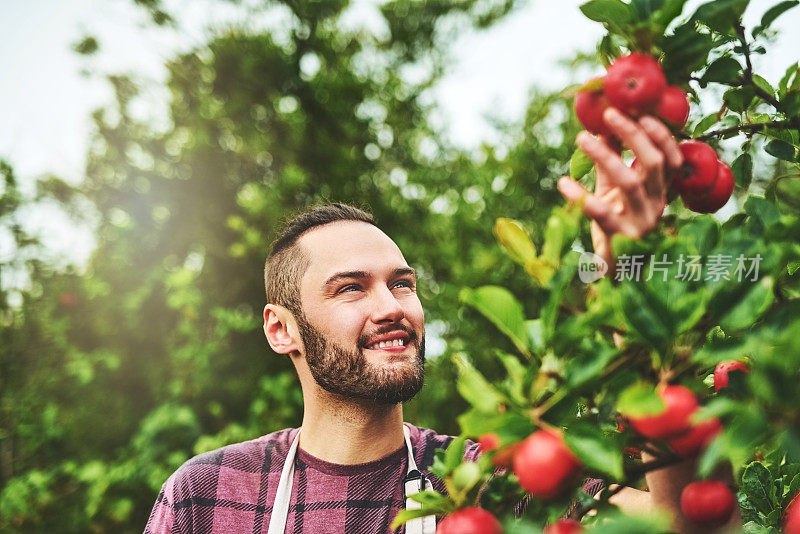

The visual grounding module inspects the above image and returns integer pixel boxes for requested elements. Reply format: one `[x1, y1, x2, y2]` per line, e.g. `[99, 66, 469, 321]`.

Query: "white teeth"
[369, 338, 406, 349]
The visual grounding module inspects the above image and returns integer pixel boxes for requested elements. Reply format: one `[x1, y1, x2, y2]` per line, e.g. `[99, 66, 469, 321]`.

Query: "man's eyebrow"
[394, 267, 416, 279]
[322, 267, 416, 290]
[322, 270, 369, 289]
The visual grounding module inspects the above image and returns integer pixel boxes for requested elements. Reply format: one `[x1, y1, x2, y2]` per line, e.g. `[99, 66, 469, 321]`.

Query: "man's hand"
[557, 107, 683, 273]
[605, 452, 742, 534]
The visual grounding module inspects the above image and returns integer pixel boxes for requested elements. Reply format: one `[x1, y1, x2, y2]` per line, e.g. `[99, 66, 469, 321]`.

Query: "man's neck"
[298, 389, 406, 465]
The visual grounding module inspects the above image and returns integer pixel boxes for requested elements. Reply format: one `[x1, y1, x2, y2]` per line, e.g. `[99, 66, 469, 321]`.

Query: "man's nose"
[369, 285, 405, 323]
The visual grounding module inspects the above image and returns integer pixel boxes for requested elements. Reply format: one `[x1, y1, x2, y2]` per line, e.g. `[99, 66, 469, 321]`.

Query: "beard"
[295, 313, 425, 405]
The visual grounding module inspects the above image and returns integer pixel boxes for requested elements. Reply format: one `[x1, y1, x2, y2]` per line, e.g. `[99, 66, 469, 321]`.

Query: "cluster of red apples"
[574, 53, 735, 214]
[437, 361, 757, 533]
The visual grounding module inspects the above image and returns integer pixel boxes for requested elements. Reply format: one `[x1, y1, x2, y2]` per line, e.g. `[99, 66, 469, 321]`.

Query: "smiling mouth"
[364, 338, 411, 351]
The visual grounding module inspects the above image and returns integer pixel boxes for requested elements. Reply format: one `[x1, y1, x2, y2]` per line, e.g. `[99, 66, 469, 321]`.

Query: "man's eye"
[339, 284, 361, 293]
[393, 279, 414, 289]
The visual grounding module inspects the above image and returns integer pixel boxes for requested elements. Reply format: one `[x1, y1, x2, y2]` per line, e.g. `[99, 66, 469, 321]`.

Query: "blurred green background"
[0, 0, 795, 531]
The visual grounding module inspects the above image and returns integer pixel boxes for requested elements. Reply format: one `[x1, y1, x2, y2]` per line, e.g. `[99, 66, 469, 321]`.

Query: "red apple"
[574, 78, 615, 138]
[713, 360, 750, 392]
[512, 430, 582, 500]
[683, 160, 735, 214]
[680, 480, 737, 527]
[667, 417, 723, 456]
[478, 433, 519, 469]
[670, 140, 719, 196]
[656, 85, 690, 128]
[604, 53, 667, 117]
[785, 492, 800, 534]
[436, 507, 503, 534]
[628, 385, 698, 440]
[544, 518, 583, 534]
[478, 433, 501, 453]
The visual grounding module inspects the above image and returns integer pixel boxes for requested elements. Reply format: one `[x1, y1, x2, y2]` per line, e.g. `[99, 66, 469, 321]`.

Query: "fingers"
[557, 177, 621, 234]
[577, 131, 640, 191]
[639, 116, 683, 169]
[603, 108, 665, 173]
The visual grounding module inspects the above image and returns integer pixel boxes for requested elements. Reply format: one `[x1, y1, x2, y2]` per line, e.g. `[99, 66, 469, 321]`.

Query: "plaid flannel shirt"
[144, 424, 481, 534]
[144, 424, 605, 533]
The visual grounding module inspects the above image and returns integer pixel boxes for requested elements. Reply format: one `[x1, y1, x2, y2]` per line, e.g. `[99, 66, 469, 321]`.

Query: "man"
[145, 109, 733, 533]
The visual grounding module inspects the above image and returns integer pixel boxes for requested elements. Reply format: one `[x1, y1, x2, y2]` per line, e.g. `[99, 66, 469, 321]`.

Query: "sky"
[0, 0, 798, 271]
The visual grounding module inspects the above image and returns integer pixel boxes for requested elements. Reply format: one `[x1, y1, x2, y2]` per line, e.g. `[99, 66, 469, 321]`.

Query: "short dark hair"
[264, 203, 376, 317]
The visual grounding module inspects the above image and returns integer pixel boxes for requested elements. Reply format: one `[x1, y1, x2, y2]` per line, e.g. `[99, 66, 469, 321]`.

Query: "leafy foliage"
[2, 0, 799, 532]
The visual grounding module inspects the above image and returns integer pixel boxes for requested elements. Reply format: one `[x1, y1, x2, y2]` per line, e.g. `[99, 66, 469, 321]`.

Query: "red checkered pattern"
[144, 424, 605, 533]
[145, 425, 481, 533]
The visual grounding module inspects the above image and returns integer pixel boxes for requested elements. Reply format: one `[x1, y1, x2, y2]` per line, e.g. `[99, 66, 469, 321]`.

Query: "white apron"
[266, 424, 437, 534]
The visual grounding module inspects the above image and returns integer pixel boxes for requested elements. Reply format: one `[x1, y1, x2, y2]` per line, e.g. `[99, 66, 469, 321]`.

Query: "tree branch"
[696, 119, 798, 141]
[735, 22, 783, 111]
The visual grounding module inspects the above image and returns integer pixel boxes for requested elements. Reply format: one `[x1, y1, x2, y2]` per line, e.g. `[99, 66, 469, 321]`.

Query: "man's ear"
[263, 304, 301, 355]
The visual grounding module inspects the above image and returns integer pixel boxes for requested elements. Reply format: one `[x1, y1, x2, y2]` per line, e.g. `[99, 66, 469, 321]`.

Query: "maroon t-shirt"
[145, 424, 481, 534]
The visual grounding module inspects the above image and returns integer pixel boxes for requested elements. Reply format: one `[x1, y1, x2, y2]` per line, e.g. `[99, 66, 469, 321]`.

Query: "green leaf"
[752, 0, 799, 37]
[659, 22, 716, 76]
[493, 218, 537, 265]
[741, 461, 778, 516]
[753, 75, 777, 98]
[586, 509, 673, 533]
[617, 382, 664, 417]
[458, 408, 532, 442]
[579, 0, 634, 32]
[765, 139, 797, 161]
[525, 319, 545, 354]
[631, 0, 665, 21]
[784, 472, 800, 507]
[724, 86, 756, 112]
[525, 257, 556, 286]
[460, 286, 530, 356]
[496, 350, 527, 404]
[407, 490, 451, 509]
[540, 260, 578, 340]
[700, 56, 743, 85]
[697, 436, 726, 479]
[692, 112, 719, 137]
[731, 153, 753, 189]
[719, 276, 775, 332]
[444, 435, 468, 472]
[541, 204, 583, 266]
[391, 505, 445, 529]
[458, 408, 533, 444]
[745, 195, 781, 227]
[564, 422, 624, 479]
[653, 0, 690, 28]
[782, 91, 800, 116]
[778, 62, 799, 95]
[566, 343, 617, 388]
[570, 147, 594, 179]
[692, 0, 751, 34]
[618, 282, 673, 353]
[451, 462, 482, 493]
[453, 354, 506, 412]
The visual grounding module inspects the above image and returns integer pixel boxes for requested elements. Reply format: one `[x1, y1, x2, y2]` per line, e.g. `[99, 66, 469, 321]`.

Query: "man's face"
[295, 221, 426, 405]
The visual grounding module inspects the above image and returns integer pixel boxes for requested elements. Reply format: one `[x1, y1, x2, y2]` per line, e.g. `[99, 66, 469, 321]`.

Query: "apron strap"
[403, 424, 437, 534]
[267, 428, 301, 534]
